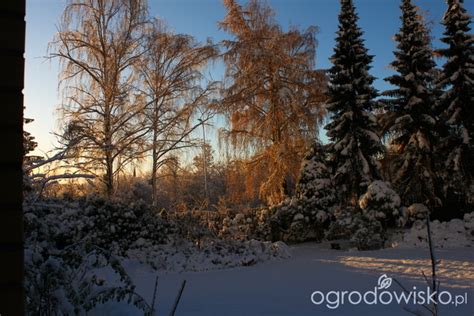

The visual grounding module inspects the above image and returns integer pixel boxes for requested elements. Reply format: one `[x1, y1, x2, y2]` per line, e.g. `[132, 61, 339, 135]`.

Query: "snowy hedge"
[24, 195, 293, 313]
[24, 196, 167, 314]
[325, 181, 405, 250]
[390, 212, 474, 248]
[126, 238, 291, 272]
[24, 195, 171, 256]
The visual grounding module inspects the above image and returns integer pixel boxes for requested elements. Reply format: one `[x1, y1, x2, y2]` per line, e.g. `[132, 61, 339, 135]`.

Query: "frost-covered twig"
[169, 280, 186, 316]
[151, 276, 159, 315]
[426, 215, 438, 315]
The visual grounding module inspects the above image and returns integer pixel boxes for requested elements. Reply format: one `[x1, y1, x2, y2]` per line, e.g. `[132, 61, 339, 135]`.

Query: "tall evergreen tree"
[382, 0, 440, 208]
[436, 0, 473, 211]
[325, 0, 383, 206]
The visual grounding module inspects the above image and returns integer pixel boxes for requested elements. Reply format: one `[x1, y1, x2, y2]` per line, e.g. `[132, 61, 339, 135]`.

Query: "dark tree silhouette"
[325, 0, 383, 206]
[382, 0, 440, 209]
[0, 1, 25, 314]
[436, 0, 473, 214]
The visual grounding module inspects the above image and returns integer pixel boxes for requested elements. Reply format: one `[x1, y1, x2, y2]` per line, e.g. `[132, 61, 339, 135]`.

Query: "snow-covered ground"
[91, 243, 473, 315]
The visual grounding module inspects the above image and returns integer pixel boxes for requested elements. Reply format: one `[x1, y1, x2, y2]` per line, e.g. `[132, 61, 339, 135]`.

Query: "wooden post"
[0, 1, 25, 315]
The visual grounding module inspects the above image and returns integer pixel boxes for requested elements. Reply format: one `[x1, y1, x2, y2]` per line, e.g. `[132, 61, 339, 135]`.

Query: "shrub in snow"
[270, 200, 329, 243]
[114, 177, 153, 205]
[294, 143, 337, 212]
[350, 215, 384, 250]
[464, 212, 474, 238]
[254, 208, 274, 240]
[358, 180, 405, 227]
[326, 182, 405, 250]
[406, 203, 430, 222]
[269, 143, 335, 243]
[217, 208, 274, 241]
[25, 240, 152, 314]
[82, 196, 171, 254]
[24, 196, 171, 256]
[220, 212, 253, 241]
[171, 210, 217, 244]
[24, 196, 173, 314]
[126, 238, 291, 272]
[391, 212, 474, 248]
[324, 207, 355, 241]
[325, 207, 384, 250]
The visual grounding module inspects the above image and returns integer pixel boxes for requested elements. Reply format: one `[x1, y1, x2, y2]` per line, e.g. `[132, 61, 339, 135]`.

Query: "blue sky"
[25, 0, 455, 155]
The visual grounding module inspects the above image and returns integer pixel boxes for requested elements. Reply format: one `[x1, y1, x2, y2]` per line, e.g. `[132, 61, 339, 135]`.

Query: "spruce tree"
[437, 0, 473, 211]
[325, 0, 383, 206]
[271, 143, 334, 243]
[382, 0, 440, 209]
[295, 142, 336, 212]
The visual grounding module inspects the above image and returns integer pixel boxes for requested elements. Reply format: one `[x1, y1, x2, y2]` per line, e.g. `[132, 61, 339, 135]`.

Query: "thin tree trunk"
[106, 154, 114, 198]
[151, 117, 159, 207]
[104, 103, 114, 197]
[151, 149, 158, 208]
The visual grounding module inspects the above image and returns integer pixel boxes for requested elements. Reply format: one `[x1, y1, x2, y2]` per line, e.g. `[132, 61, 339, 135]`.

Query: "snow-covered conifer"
[436, 0, 473, 211]
[325, 0, 384, 206]
[295, 142, 336, 212]
[382, 0, 441, 208]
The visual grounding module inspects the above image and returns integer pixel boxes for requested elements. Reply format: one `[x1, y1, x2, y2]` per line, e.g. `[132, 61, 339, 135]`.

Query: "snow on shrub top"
[359, 180, 401, 210]
[358, 180, 403, 226]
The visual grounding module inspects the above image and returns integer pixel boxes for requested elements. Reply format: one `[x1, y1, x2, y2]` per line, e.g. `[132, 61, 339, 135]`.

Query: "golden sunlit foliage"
[218, 0, 327, 204]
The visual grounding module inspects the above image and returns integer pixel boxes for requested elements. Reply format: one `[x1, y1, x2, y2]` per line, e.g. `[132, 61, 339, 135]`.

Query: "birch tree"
[137, 19, 218, 207]
[218, 0, 327, 204]
[50, 0, 149, 197]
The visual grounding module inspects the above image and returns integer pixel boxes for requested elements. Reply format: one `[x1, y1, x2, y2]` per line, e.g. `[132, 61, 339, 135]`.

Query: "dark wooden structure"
[0, 1, 25, 314]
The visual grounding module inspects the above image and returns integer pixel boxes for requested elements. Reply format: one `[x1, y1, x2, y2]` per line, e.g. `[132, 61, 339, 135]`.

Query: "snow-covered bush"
[324, 181, 404, 250]
[358, 180, 405, 227]
[126, 238, 291, 272]
[325, 207, 384, 250]
[114, 177, 153, 205]
[218, 208, 273, 241]
[465, 212, 474, 238]
[24, 196, 171, 256]
[269, 143, 335, 243]
[350, 215, 384, 250]
[270, 199, 329, 243]
[171, 210, 218, 244]
[24, 195, 172, 314]
[25, 245, 154, 314]
[220, 212, 253, 240]
[294, 143, 337, 212]
[25, 232, 152, 314]
[390, 212, 474, 248]
[324, 206, 355, 241]
[24, 199, 159, 315]
[406, 203, 430, 222]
